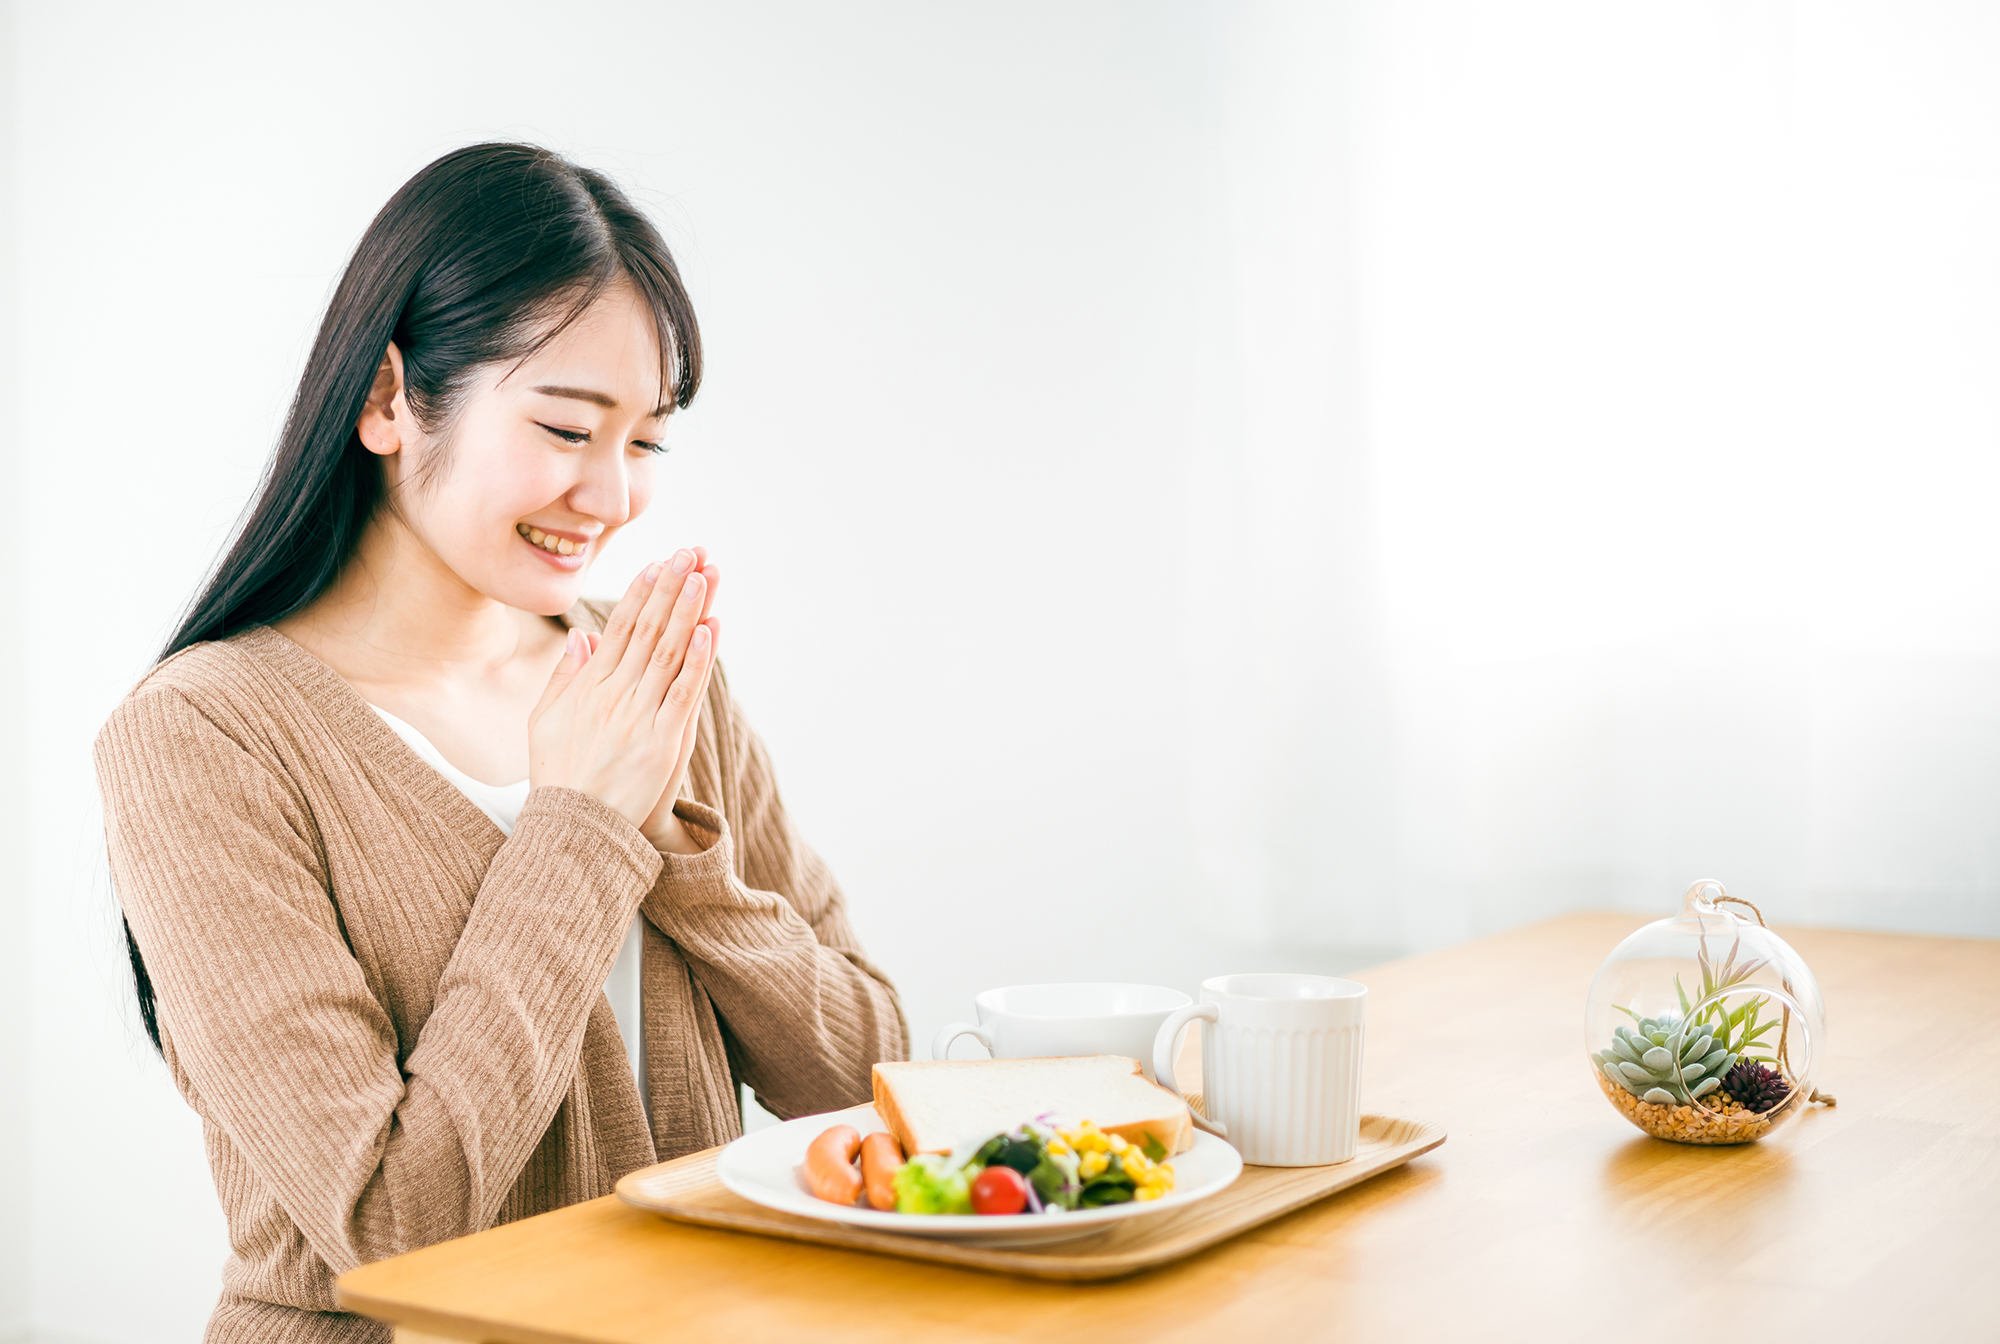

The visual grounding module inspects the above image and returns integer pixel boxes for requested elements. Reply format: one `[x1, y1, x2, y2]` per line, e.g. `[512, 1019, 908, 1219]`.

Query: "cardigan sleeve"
[639, 682, 908, 1118]
[96, 684, 661, 1274]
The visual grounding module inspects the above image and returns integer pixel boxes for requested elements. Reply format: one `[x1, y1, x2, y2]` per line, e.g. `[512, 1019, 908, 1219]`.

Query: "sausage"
[859, 1131, 905, 1210]
[803, 1124, 864, 1205]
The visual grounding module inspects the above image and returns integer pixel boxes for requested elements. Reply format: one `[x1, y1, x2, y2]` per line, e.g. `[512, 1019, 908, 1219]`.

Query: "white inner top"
[369, 704, 649, 1126]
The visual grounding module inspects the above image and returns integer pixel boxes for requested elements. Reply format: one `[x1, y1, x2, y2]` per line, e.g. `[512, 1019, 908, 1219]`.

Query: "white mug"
[1153, 973, 1367, 1166]
[931, 982, 1192, 1081]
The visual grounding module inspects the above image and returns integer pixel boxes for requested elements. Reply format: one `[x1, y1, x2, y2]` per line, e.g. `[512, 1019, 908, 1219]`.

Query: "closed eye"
[538, 422, 589, 445]
[635, 441, 668, 456]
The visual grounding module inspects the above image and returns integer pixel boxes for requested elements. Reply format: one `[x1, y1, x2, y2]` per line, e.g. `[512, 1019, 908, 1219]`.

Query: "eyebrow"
[531, 384, 672, 419]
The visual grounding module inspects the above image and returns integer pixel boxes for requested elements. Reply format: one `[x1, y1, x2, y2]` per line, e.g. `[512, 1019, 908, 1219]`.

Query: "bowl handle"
[930, 1021, 995, 1061]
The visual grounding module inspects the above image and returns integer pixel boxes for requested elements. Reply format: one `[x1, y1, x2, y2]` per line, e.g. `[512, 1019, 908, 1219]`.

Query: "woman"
[96, 143, 907, 1343]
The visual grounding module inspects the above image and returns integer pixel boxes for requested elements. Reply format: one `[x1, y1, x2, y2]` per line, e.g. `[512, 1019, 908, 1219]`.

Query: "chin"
[463, 533, 601, 615]
[490, 571, 587, 617]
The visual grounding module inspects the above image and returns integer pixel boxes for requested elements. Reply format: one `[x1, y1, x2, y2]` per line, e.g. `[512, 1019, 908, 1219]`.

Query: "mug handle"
[1153, 1003, 1228, 1138]
[931, 1021, 995, 1061]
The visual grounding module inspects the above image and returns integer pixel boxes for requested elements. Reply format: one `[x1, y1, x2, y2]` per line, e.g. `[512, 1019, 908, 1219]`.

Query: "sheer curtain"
[1187, 0, 2000, 950]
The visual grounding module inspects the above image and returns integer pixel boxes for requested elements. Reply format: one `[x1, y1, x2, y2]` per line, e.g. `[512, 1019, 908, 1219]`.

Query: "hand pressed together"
[528, 547, 722, 855]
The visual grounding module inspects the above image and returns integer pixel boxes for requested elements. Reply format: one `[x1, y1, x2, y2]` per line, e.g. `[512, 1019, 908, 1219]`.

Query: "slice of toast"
[870, 1055, 1195, 1156]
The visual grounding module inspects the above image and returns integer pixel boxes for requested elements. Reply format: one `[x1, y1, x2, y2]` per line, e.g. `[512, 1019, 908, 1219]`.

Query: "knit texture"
[96, 607, 907, 1343]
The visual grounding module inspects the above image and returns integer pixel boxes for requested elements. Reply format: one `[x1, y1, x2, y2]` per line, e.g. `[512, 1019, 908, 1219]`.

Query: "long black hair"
[125, 143, 703, 1052]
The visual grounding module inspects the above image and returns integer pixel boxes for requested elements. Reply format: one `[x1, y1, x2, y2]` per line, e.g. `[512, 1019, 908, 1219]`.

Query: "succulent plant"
[1721, 1059, 1789, 1113]
[1594, 1012, 1738, 1106]
[1680, 930, 1788, 1050]
[1684, 931, 1768, 1014]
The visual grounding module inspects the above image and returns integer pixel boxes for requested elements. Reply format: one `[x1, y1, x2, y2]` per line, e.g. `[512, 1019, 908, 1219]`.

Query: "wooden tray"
[615, 1113, 1445, 1281]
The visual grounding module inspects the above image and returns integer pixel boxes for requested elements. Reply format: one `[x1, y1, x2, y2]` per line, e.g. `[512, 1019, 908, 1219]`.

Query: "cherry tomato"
[970, 1164, 1030, 1216]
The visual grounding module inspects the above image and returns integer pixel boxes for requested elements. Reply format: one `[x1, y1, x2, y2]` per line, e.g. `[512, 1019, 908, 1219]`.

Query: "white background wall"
[1, 3, 28, 1336]
[2, 2, 1996, 1340]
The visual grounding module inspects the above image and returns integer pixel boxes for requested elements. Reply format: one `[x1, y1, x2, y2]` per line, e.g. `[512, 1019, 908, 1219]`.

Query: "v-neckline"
[233, 605, 606, 856]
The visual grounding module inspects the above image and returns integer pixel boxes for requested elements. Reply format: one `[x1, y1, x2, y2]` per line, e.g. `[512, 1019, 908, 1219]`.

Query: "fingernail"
[671, 550, 694, 575]
[643, 561, 663, 582]
[691, 626, 710, 651]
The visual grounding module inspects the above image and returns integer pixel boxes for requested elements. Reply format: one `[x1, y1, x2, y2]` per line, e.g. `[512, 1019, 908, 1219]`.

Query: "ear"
[356, 341, 413, 457]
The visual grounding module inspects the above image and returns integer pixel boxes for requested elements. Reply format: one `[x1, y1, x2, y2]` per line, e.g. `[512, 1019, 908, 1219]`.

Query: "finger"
[687, 549, 714, 619]
[585, 632, 600, 655]
[667, 618, 720, 781]
[607, 550, 697, 694]
[634, 568, 708, 709]
[589, 560, 667, 678]
[696, 563, 720, 623]
[657, 621, 716, 736]
[531, 628, 590, 718]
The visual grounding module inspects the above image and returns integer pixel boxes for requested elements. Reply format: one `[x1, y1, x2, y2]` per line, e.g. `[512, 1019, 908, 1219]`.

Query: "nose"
[567, 441, 632, 529]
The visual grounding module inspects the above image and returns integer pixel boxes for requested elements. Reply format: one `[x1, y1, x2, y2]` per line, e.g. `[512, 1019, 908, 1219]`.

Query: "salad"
[804, 1118, 1176, 1215]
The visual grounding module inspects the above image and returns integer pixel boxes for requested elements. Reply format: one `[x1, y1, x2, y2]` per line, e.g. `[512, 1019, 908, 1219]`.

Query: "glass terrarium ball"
[1584, 880, 1825, 1144]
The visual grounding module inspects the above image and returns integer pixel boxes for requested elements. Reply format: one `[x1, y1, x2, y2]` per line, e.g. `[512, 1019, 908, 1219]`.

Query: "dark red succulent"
[1722, 1059, 1789, 1113]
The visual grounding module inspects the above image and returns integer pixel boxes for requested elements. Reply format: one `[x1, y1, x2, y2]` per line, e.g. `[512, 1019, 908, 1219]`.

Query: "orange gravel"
[1594, 1070, 1795, 1144]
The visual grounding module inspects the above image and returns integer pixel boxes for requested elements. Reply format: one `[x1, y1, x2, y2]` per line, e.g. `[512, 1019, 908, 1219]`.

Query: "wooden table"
[336, 914, 1999, 1342]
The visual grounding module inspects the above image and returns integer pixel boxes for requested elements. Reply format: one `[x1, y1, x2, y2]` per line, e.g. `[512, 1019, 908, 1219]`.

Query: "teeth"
[517, 522, 586, 557]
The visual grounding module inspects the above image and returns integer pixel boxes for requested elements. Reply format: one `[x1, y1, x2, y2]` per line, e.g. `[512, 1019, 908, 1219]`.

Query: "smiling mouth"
[517, 523, 590, 557]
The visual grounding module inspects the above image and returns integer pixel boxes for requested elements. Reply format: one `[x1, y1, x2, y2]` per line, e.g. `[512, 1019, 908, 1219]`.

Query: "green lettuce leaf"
[892, 1154, 974, 1215]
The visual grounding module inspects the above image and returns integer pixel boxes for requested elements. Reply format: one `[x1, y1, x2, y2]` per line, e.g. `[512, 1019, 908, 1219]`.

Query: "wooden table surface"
[337, 913, 2000, 1342]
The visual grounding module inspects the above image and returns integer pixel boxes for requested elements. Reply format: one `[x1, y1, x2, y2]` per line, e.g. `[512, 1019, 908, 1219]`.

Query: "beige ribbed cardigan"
[95, 607, 907, 1343]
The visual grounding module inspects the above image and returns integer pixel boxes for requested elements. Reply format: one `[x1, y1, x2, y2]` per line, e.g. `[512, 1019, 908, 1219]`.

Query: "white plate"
[714, 1104, 1243, 1247]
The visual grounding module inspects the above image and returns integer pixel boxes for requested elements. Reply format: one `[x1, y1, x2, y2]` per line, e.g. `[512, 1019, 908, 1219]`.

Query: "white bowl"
[714, 1104, 1242, 1247]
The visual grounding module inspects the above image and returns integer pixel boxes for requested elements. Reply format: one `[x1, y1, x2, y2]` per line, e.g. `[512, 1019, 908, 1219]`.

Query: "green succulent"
[1594, 1013, 1737, 1106]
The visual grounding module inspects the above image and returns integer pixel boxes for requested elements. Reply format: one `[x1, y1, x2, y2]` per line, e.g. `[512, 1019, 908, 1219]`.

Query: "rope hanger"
[1698, 885, 1837, 1108]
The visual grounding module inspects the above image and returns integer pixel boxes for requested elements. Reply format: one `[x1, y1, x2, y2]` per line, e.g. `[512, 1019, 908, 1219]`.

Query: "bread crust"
[1101, 1110, 1194, 1157]
[869, 1056, 1194, 1156]
[869, 1062, 915, 1153]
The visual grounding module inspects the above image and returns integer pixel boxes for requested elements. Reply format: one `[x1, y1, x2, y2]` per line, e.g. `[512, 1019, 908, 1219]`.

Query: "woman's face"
[373, 283, 673, 616]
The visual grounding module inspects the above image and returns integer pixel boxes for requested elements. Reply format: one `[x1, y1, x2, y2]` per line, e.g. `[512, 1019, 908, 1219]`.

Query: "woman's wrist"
[644, 807, 710, 857]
